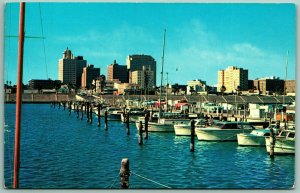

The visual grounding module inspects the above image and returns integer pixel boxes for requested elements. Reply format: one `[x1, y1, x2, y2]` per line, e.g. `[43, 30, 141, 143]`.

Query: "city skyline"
[4, 2, 296, 86]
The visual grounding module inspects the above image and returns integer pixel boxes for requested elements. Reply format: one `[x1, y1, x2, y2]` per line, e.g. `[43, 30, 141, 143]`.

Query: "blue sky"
[4, 2, 296, 86]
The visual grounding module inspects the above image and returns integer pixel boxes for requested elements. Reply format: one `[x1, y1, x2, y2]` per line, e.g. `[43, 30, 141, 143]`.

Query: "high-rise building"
[107, 60, 128, 83]
[131, 66, 155, 91]
[218, 66, 248, 92]
[58, 48, 87, 87]
[81, 64, 100, 89]
[126, 55, 156, 86]
[252, 77, 284, 95]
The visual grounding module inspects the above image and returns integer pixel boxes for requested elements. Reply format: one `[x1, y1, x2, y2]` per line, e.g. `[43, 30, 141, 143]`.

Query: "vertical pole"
[90, 105, 93, 124]
[190, 119, 195, 152]
[14, 2, 25, 189]
[126, 112, 130, 135]
[269, 127, 276, 158]
[63, 101, 66, 110]
[104, 110, 108, 130]
[138, 121, 143, 145]
[144, 113, 149, 139]
[86, 102, 90, 122]
[81, 104, 84, 120]
[69, 101, 71, 116]
[97, 104, 101, 127]
[76, 104, 79, 118]
[119, 158, 130, 189]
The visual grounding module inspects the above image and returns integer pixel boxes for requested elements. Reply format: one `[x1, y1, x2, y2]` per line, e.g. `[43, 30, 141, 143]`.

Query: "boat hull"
[237, 134, 266, 146]
[174, 125, 191, 136]
[196, 129, 253, 141]
[265, 137, 295, 154]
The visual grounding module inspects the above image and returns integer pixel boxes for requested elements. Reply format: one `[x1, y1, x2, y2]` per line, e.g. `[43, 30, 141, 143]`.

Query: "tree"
[220, 85, 226, 96]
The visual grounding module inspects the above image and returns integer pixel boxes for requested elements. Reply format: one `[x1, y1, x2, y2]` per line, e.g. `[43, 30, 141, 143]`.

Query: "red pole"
[13, 2, 25, 189]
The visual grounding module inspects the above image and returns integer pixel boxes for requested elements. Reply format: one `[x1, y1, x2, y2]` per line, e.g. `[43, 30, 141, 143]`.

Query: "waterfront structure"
[58, 48, 87, 87]
[126, 55, 157, 86]
[131, 66, 155, 92]
[285, 80, 295, 94]
[28, 79, 61, 90]
[93, 75, 106, 93]
[251, 76, 284, 95]
[218, 66, 248, 93]
[107, 60, 128, 83]
[186, 79, 207, 95]
[81, 64, 100, 89]
[114, 82, 140, 95]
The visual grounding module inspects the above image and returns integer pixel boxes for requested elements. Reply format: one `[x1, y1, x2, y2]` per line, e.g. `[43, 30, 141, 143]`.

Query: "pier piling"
[120, 158, 130, 189]
[104, 110, 108, 130]
[138, 121, 143, 145]
[86, 102, 90, 123]
[90, 104, 93, 124]
[269, 127, 276, 158]
[126, 112, 130, 135]
[97, 104, 101, 127]
[190, 119, 195, 152]
[76, 104, 79, 118]
[81, 104, 84, 120]
[68, 101, 71, 116]
[144, 113, 149, 139]
[63, 102, 66, 110]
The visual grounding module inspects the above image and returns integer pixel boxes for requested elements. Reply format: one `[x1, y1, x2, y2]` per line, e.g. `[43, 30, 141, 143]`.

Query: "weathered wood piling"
[190, 119, 195, 152]
[89, 104, 93, 124]
[120, 158, 130, 189]
[269, 127, 276, 158]
[104, 110, 108, 130]
[126, 112, 130, 135]
[138, 121, 143, 145]
[97, 104, 101, 127]
[144, 113, 149, 139]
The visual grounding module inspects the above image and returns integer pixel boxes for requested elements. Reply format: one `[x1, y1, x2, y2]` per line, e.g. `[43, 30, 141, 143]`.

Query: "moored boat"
[136, 117, 190, 132]
[265, 129, 295, 154]
[174, 119, 206, 136]
[196, 121, 255, 141]
[237, 124, 281, 146]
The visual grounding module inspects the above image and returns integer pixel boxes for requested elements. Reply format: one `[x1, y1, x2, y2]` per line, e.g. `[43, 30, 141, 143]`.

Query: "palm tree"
[220, 85, 226, 96]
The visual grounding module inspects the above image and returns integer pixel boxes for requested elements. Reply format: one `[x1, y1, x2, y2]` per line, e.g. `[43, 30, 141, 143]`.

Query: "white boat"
[95, 107, 123, 121]
[237, 129, 271, 146]
[237, 124, 281, 146]
[121, 107, 146, 123]
[136, 118, 190, 132]
[265, 129, 295, 154]
[195, 121, 255, 141]
[174, 119, 206, 136]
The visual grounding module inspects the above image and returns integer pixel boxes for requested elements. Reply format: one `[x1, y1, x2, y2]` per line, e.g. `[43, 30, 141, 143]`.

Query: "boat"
[195, 121, 255, 141]
[95, 107, 123, 121]
[265, 129, 295, 154]
[120, 107, 146, 123]
[174, 119, 206, 136]
[237, 124, 281, 146]
[136, 117, 190, 132]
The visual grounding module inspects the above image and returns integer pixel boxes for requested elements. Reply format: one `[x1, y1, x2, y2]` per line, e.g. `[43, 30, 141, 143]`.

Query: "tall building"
[107, 60, 128, 83]
[131, 66, 155, 91]
[252, 77, 284, 95]
[58, 48, 87, 87]
[218, 66, 248, 92]
[126, 55, 156, 86]
[81, 64, 100, 89]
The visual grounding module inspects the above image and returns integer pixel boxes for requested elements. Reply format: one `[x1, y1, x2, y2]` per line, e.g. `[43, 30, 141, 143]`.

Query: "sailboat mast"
[159, 29, 166, 118]
[283, 50, 289, 105]
[13, 2, 25, 189]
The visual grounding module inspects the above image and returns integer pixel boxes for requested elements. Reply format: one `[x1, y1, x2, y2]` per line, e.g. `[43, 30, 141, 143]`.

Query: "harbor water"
[4, 104, 295, 189]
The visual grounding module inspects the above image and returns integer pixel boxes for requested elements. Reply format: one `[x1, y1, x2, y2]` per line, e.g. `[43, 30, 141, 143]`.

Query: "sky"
[4, 2, 296, 86]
